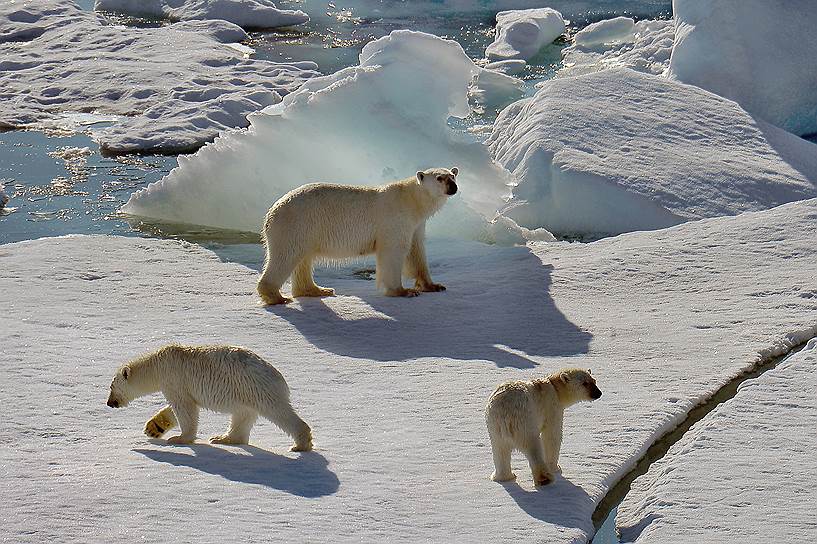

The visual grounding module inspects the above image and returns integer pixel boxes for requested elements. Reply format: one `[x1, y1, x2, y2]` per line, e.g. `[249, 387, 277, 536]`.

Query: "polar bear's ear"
[450, 167, 458, 176]
[416, 171, 425, 182]
[122, 366, 130, 380]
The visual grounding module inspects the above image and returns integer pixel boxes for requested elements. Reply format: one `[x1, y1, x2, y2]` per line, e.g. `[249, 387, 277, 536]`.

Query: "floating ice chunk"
[0, 183, 8, 209]
[485, 8, 565, 62]
[670, 0, 817, 136]
[489, 68, 817, 236]
[95, 0, 309, 29]
[573, 16, 635, 48]
[560, 18, 673, 77]
[484, 59, 528, 76]
[0, 1, 319, 154]
[124, 31, 541, 243]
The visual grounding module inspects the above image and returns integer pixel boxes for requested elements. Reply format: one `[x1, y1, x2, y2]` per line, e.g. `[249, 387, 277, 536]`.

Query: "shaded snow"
[670, 0, 817, 136]
[560, 17, 673, 77]
[95, 0, 309, 29]
[618, 338, 817, 543]
[0, 0, 319, 154]
[485, 8, 565, 62]
[489, 68, 817, 235]
[3, 198, 817, 542]
[123, 31, 542, 243]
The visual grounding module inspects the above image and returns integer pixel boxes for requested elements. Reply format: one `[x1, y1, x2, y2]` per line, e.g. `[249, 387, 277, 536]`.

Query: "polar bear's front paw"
[144, 419, 168, 438]
[167, 435, 195, 445]
[293, 286, 335, 298]
[209, 434, 248, 445]
[386, 287, 420, 298]
[491, 471, 517, 482]
[417, 282, 446, 292]
[533, 469, 555, 487]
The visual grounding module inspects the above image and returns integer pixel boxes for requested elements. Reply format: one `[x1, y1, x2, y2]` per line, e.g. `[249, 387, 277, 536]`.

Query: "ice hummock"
[95, 0, 309, 29]
[484, 8, 565, 63]
[124, 31, 548, 243]
[669, 0, 817, 136]
[489, 68, 817, 236]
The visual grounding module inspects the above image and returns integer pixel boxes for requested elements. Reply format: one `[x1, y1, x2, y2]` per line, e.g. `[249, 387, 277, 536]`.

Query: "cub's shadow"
[501, 477, 594, 530]
[246, 243, 592, 369]
[134, 444, 339, 498]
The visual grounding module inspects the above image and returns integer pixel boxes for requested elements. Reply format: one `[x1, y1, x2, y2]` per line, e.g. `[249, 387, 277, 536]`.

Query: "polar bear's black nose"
[107, 399, 119, 408]
[446, 181, 457, 195]
[590, 386, 602, 400]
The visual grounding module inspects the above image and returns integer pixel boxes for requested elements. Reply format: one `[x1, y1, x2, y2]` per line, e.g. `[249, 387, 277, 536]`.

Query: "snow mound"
[485, 8, 565, 62]
[670, 0, 817, 136]
[0, 0, 319, 154]
[560, 18, 673, 77]
[124, 31, 547, 243]
[4, 198, 817, 542]
[619, 338, 817, 543]
[488, 68, 817, 236]
[95, 0, 309, 29]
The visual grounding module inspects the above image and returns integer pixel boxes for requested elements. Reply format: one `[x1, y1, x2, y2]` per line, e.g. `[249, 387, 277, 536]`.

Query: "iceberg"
[670, 0, 817, 136]
[95, 0, 309, 29]
[488, 68, 817, 235]
[124, 31, 546, 242]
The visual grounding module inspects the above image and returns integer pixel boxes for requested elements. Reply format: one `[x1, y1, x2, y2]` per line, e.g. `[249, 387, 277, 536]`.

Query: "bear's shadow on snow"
[134, 444, 339, 498]
[256, 245, 592, 369]
[501, 477, 594, 529]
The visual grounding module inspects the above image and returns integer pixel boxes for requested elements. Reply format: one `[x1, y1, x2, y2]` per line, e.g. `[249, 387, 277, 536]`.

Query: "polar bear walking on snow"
[107, 344, 313, 450]
[257, 167, 459, 305]
[485, 368, 601, 486]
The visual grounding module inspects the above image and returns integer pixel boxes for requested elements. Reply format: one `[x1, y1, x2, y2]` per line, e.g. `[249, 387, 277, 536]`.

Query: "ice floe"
[618, 338, 817, 543]
[123, 31, 543, 242]
[484, 8, 565, 63]
[0, 182, 8, 209]
[95, 0, 309, 29]
[670, 0, 817, 136]
[0, 0, 319, 154]
[560, 17, 673, 77]
[489, 68, 817, 236]
[3, 197, 817, 542]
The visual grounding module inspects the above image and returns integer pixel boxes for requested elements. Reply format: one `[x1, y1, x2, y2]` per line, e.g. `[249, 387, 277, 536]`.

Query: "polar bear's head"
[552, 368, 602, 406]
[416, 167, 458, 197]
[107, 365, 135, 408]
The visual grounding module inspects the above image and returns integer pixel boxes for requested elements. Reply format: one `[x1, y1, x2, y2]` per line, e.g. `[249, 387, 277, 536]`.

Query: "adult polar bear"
[257, 167, 458, 305]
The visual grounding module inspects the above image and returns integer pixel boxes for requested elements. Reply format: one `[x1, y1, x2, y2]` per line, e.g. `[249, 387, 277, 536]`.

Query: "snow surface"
[95, 0, 309, 29]
[123, 31, 545, 243]
[488, 68, 817, 235]
[669, 0, 817, 136]
[0, 0, 319, 154]
[484, 8, 565, 63]
[560, 18, 673, 77]
[618, 338, 817, 543]
[3, 198, 817, 542]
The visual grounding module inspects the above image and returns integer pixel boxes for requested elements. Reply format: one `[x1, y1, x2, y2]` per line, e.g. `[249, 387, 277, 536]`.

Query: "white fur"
[257, 167, 458, 305]
[485, 368, 601, 485]
[107, 344, 312, 450]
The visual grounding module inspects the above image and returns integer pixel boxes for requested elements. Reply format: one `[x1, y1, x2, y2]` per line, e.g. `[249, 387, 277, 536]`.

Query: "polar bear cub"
[107, 344, 312, 451]
[485, 368, 601, 486]
[257, 167, 459, 305]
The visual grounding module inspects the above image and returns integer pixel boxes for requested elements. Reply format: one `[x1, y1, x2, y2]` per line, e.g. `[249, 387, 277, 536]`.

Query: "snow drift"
[488, 68, 817, 235]
[669, 0, 817, 136]
[124, 31, 547, 243]
[0, 0, 319, 154]
[95, 0, 309, 29]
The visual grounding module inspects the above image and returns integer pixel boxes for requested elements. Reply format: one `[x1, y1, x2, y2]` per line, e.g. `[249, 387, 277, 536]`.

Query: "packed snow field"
[618, 339, 817, 543]
[3, 199, 817, 542]
[3, 0, 817, 541]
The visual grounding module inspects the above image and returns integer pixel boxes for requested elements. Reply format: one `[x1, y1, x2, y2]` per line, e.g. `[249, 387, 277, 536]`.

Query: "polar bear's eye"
[436, 176, 444, 182]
